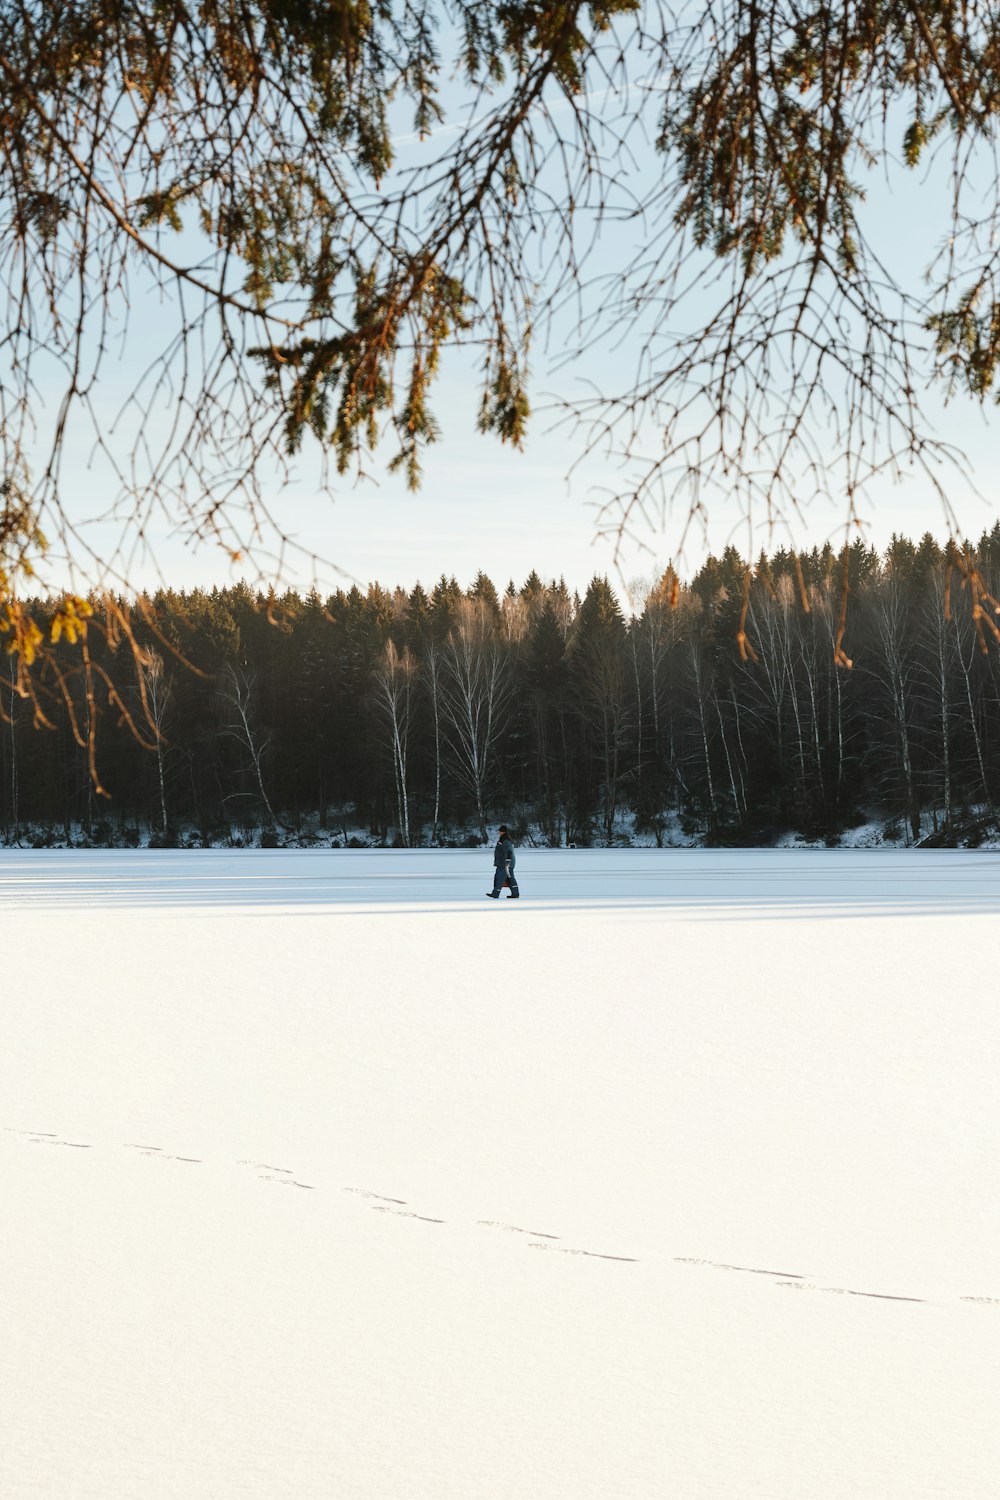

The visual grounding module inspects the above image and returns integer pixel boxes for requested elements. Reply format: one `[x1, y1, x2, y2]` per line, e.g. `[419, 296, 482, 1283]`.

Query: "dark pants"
[492, 862, 519, 896]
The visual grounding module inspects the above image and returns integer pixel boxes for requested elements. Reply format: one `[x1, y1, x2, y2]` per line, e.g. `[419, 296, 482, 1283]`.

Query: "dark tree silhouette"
[4, 533, 1000, 848]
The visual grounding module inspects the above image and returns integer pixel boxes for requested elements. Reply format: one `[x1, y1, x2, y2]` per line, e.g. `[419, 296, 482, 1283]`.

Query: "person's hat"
[498, 824, 508, 834]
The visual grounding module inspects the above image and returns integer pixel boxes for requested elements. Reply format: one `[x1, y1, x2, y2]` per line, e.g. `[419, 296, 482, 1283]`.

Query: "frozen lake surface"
[2, 849, 998, 1498]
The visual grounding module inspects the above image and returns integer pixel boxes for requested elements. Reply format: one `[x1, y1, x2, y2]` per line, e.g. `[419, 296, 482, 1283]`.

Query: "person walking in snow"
[487, 825, 519, 899]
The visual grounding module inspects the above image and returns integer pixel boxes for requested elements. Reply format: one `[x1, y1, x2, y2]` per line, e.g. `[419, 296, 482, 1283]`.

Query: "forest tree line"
[4, 529, 1000, 846]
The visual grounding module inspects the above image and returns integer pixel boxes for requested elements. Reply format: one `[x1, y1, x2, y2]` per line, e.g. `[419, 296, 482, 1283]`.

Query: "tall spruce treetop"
[429, 575, 462, 640]
[574, 576, 625, 643]
[469, 572, 501, 618]
[519, 571, 546, 614]
[407, 582, 432, 638]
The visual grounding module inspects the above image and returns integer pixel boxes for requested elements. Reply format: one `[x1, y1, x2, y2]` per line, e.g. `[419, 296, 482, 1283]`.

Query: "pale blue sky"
[22, 41, 1000, 601]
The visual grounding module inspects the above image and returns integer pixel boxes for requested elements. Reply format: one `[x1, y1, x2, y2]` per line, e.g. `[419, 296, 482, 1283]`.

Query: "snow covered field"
[3, 848, 998, 1499]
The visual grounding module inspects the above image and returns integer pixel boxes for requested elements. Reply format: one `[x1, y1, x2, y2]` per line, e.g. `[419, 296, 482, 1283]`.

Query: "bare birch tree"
[373, 640, 416, 847]
[922, 570, 955, 832]
[423, 640, 445, 845]
[868, 580, 920, 842]
[440, 599, 513, 840]
[218, 665, 280, 833]
[138, 652, 172, 837]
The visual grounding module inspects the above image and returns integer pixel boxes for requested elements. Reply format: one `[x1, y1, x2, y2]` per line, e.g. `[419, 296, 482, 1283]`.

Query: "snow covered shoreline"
[3, 849, 998, 1498]
[6, 802, 1000, 854]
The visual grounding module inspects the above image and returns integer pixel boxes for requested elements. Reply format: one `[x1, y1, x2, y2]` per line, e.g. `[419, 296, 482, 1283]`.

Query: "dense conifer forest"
[4, 529, 1000, 847]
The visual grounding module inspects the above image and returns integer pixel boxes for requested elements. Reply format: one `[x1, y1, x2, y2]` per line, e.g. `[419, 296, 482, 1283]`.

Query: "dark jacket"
[493, 835, 515, 869]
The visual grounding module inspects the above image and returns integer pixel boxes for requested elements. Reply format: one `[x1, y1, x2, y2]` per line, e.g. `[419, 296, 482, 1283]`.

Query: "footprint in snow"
[675, 1257, 802, 1278]
[26, 1136, 91, 1150]
[847, 1289, 926, 1303]
[477, 1219, 560, 1240]
[528, 1243, 638, 1263]
[775, 1281, 925, 1303]
[371, 1205, 444, 1223]
[124, 1145, 200, 1163]
[715, 1262, 804, 1279]
[343, 1187, 407, 1205]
